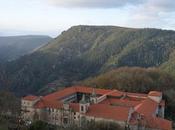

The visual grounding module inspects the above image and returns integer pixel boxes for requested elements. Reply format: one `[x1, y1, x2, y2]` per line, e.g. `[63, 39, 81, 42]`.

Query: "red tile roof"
[134, 98, 158, 117]
[126, 92, 147, 98]
[100, 98, 141, 107]
[43, 86, 148, 101]
[75, 86, 124, 97]
[22, 95, 38, 101]
[34, 99, 62, 109]
[148, 91, 162, 97]
[85, 104, 130, 121]
[43, 87, 76, 101]
[129, 115, 172, 130]
[145, 116, 172, 130]
[75, 86, 111, 94]
[70, 103, 79, 112]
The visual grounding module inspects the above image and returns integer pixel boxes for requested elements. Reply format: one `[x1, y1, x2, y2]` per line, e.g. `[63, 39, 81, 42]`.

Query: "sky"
[0, 0, 175, 37]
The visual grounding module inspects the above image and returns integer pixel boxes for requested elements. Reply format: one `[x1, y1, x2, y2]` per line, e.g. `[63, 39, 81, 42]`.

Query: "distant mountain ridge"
[0, 35, 52, 62]
[0, 25, 175, 95]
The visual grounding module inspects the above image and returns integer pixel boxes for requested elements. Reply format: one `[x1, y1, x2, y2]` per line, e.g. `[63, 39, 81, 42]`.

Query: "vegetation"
[29, 121, 55, 130]
[0, 90, 20, 116]
[0, 117, 8, 130]
[29, 120, 124, 130]
[79, 67, 175, 92]
[0, 91, 22, 130]
[0, 35, 52, 62]
[160, 50, 175, 76]
[1, 26, 175, 95]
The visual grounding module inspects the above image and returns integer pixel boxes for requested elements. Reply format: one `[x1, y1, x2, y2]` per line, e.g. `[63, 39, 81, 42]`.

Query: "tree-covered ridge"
[0, 35, 52, 62]
[79, 67, 175, 93]
[160, 50, 175, 76]
[1, 26, 175, 95]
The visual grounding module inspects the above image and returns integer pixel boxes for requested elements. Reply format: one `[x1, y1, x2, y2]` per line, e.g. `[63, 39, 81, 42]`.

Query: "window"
[63, 118, 68, 124]
[48, 108, 51, 114]
[81, 106, 84, 112]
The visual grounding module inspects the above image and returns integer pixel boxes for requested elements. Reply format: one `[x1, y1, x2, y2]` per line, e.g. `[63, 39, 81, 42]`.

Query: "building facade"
[21, 86, 172, 130]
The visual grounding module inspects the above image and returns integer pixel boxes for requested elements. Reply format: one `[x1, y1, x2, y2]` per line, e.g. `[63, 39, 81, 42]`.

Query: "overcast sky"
[0, 0, 175, 37]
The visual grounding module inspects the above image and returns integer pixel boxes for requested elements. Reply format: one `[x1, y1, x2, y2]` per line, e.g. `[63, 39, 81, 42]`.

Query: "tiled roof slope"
[22, 95, 38, 101]
[134, 98, 158, 117]
[148, 91, 162, 97]
[100, 98, 141, 107]
[146, 117, 172, 130]
[42, 86, 147, 101]
[85, 104, 130, 121]
[34, 99, 63, 109]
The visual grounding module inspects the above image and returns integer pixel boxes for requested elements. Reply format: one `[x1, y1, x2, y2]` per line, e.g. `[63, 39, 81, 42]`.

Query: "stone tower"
[90, 88, 97, 104]
[79, 94, 89, 113]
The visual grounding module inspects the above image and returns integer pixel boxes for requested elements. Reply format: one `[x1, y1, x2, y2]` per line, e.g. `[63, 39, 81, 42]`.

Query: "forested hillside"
[79, 67, 175, 93]
[0, 26, 175, 96]
[160, 50, 175, 76]
[0, 35, 52, 62]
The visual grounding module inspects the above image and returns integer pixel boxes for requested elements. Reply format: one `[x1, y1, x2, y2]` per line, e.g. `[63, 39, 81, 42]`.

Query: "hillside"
[0, 35, 52, 62]
[1, 26, 175, 95]
[79, 67, 175, 93]
[160, 50, 175, 76]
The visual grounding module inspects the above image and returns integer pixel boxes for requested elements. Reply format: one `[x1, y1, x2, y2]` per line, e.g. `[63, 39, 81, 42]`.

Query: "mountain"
[1, 25, 175, 96]
[0, 35, 52, 62]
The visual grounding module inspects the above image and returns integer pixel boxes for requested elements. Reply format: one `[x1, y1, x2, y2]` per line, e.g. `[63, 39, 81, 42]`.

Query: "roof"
[70, 103, 79, 112]
[85, 104, 130, 121]
[126, 92, 147, 98]
[43, 86, 148, 101]
[148, 91, 162, 97]
[134, 98, 158, 117]
[43, 86, 123, 101]
[145, 116, 172, 130]
[129, 114, 172, 130]
[43, 87, 76, 101]
[34, 99, 62, 109]
[100, 98, 141, 107]
[22, 95, 38, 101]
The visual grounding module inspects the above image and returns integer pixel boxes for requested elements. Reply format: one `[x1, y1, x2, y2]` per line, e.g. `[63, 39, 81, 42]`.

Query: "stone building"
[21, 86, 172, 130]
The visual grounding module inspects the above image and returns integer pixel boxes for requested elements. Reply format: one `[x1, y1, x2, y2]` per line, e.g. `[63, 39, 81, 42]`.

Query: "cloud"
[147, 0, 175, 12]
[46, 0, 143, 8]
[129, 0, 175, 27]
[45, 0, 175, 14]
[42, 0, 175, 31]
